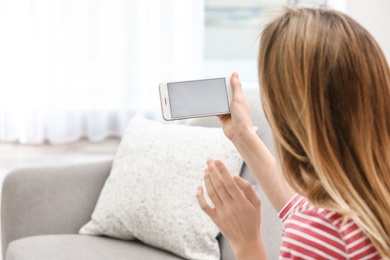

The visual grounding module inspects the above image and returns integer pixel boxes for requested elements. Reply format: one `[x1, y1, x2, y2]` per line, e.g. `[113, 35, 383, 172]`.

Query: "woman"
[196, 7, 390, 259]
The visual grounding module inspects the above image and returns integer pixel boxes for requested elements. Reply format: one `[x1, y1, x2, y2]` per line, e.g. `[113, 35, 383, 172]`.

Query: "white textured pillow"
[79, 115, 243, 260]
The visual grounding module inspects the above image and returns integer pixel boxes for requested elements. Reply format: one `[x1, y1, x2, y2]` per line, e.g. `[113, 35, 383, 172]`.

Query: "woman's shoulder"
[279, 194, 343, 227]
[278, 194, 380, 260]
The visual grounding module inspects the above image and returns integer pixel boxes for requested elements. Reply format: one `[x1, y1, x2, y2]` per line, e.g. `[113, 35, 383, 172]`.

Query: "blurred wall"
[203, 0, 390, 82]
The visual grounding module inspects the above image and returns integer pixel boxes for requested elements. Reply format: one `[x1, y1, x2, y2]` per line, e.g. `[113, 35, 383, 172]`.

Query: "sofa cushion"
[6, 235, 183, 260]
[79, 115, 244, 260]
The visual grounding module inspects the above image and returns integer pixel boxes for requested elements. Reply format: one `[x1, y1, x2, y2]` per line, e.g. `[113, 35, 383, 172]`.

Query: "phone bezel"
[159, 77, 232, 121]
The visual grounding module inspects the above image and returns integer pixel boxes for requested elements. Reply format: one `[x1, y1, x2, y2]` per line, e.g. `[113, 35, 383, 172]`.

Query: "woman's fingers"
[206, 159, 232, 202]
[234, 175, 261, 208]
[196, 186, 216, 218]
[200, 159, 258, 216]
[213, 160, 245, 200]
[203, 168, 223, 207]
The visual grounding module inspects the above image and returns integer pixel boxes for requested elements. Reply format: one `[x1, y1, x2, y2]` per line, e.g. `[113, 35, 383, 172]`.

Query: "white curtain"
[0, 0, 204, 144]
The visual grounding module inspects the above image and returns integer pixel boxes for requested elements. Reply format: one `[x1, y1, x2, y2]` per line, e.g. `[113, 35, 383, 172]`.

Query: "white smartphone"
[159, 77, 232, 121]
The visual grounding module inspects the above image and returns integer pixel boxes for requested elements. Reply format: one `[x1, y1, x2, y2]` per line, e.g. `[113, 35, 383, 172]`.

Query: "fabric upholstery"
[80, 115, 244, 260]
[1, 160, 112, 259]
[6, 235, 183, 260]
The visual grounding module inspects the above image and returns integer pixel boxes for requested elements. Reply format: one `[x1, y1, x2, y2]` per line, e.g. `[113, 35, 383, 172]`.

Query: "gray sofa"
[1, 91, 283, 260]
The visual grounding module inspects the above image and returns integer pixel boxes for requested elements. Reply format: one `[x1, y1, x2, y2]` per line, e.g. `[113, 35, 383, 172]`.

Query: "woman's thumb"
[230, 72, 243, 99]
[234, 175, 261, 207]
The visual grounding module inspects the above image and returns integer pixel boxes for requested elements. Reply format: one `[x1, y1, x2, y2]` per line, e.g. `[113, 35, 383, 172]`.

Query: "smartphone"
[159, 77, 232, 121]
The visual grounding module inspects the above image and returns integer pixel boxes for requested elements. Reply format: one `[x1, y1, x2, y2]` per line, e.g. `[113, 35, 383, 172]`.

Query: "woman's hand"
[219, 72, 253, 143]
[196, 159, 266, 260]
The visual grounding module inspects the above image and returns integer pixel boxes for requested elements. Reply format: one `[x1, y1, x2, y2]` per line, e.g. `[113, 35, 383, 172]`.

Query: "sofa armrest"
[1, 160, 113, 258]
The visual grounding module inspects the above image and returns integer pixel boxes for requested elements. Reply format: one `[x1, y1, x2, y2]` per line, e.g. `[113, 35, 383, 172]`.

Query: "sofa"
[1, 90, 283, 260]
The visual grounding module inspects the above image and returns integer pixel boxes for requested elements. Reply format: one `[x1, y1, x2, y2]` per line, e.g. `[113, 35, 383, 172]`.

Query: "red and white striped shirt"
[278, 194, 380, 259]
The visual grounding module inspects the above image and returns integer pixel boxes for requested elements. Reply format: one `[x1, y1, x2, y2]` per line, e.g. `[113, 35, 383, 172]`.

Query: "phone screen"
[168, 78, 230, 118]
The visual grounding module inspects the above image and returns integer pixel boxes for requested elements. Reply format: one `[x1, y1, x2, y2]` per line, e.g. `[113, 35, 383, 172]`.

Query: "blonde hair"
[258, 7, 390, 258]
